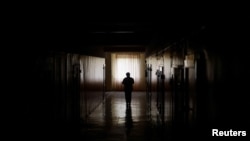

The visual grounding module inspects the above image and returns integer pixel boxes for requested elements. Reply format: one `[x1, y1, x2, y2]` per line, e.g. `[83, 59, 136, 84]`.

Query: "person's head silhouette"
[126, 72, 130, 77]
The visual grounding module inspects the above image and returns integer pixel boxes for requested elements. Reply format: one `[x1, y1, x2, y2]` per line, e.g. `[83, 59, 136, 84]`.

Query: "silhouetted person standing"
[122, 72, 134, 106]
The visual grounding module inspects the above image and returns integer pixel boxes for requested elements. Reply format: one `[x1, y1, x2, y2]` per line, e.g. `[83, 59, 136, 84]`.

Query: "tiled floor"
[80, 91, 250, 140]
[80, 91, 165, 141]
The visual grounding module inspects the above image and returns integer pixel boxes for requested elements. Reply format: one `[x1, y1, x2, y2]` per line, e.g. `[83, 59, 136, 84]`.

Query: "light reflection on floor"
[112, 92, 143, 124]
[81, 91, 152, 141]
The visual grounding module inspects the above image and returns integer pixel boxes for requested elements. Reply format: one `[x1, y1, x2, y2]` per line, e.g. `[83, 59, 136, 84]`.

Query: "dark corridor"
[12, 14, 250, 140]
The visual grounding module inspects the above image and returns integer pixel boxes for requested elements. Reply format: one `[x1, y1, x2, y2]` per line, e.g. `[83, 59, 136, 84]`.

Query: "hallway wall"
[146, 49, 173, 123]
[187, 22, 250, 128]
[23, 51, 105, 136]
[28, 52, 81, 122]
[146, 19, 250, 132]
[80, 55, 105, 121]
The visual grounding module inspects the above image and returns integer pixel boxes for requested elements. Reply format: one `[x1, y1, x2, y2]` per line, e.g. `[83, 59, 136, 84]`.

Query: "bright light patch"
[111, 53, 145, 90]
[116, 57, 139, 82]
[114, 102, 126, 118]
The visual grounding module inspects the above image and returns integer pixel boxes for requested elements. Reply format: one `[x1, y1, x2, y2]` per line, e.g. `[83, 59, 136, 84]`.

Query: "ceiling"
[84, 22, 155, 46]
[31, 15, 209, 56]
[77, 20, 205, 55]
[85, 20, 204, 44]
[21, 10, 250, 58]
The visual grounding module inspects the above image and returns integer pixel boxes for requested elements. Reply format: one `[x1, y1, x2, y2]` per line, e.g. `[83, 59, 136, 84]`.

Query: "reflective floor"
[80, 91, 165, 141]
[80, 91, 250, 140]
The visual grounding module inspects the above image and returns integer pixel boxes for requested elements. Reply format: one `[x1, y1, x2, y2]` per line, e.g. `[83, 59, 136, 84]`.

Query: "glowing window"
[111, 53, 145, 90]
[116, 57, 139, 82]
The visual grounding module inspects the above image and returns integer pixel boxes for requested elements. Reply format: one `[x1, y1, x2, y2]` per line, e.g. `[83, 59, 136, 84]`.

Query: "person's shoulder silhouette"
[122, 72, 134, 88]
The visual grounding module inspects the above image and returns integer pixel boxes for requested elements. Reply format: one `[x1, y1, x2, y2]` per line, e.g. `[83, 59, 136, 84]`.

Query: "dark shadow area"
[125, 105, 133, 136]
